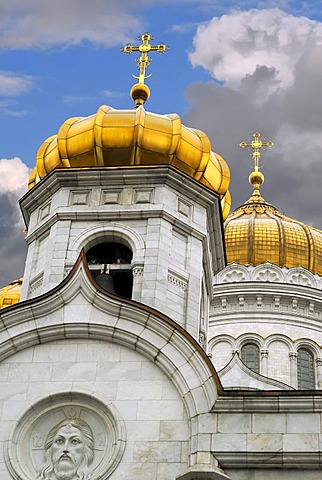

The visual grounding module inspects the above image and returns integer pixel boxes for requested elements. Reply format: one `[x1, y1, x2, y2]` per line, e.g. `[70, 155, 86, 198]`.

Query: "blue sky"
[1, 0, 322, 285]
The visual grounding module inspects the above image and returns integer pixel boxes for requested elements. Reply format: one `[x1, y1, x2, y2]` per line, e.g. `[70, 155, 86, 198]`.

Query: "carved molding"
[215, 263, 322, 289]
[28, 272, 44, 296]
[211, 289, 322, 322]
[132, 266, 144, 276]
[167, 271, 188, 291]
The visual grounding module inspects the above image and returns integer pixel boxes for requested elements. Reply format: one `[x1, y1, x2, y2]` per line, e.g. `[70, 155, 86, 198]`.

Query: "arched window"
[297, 348, 315, 389]
[86, 242, 133, 299]
[241, 343, 260, 373]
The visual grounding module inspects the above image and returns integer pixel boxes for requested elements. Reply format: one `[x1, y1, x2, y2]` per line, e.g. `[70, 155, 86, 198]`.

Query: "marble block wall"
[0, 339, 189, 480]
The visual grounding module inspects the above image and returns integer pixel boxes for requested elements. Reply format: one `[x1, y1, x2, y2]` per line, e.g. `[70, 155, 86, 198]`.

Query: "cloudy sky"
[1, 0, 322, 286]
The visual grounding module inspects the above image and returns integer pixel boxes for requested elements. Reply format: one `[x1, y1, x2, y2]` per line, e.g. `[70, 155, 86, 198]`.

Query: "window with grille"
[297, 348, 315, 389]
[241, 343, 260, 373]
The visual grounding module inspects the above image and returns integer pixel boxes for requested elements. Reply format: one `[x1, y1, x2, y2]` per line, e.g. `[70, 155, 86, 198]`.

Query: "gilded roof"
[225, 131, 322, 275]
[225, 190, 322, 275]
[0, 278, 22, 310]
[28, 105, 231, 219]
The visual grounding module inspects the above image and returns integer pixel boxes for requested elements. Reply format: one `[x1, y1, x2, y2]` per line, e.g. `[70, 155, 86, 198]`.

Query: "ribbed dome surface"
[225, 192, 322, 275]
[0, 278, 22, 310]
[28, 105, 231, 218]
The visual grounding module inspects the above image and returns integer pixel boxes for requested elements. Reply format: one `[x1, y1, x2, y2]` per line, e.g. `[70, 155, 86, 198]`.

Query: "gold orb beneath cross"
[130, 83, 150, 107]
[249, 170, 264, 188]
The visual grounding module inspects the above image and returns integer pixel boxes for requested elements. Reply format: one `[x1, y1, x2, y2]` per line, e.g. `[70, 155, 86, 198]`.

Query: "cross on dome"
[121, 33, 169, 84]
[239, 132, 274, 169]
[121, 33, 169, 107]
[239, 132, 274, 196]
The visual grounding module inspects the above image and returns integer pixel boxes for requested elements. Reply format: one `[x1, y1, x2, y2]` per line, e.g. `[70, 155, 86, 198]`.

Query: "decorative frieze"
[211, 292, 322, 321]
[167, 271, 188, 291]
[29, 273, 44, 296]
[215, 263, 322, 289]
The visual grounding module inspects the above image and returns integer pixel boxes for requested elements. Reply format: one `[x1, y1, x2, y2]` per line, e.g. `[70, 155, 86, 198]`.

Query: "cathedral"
[1, 33, 322, 480]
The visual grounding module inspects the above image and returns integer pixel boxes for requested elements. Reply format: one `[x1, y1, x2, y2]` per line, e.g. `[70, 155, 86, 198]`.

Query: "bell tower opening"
[86, 242, 133, 299]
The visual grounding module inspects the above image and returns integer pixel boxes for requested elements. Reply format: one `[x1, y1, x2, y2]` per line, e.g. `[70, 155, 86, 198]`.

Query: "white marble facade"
[0, 257, 226, 480]
[2, 257, 322, 479]
[2, 167, 322, 479]
[210, 262, 322, 389]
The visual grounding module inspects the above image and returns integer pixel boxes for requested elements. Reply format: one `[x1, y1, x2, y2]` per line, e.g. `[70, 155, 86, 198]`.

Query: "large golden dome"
[28, 104, 231, 218]
[0, 278, 22, 310]
[225, 172, 322, 275]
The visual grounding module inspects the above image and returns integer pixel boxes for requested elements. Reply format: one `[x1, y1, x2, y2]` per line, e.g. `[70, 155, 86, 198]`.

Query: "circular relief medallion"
[6, 392, 126, 480]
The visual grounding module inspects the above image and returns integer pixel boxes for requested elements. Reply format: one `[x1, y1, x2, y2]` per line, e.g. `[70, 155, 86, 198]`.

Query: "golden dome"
[225, 187, 322, 275]
[0, 278, 22, 310]
[28, 105, 231, 218]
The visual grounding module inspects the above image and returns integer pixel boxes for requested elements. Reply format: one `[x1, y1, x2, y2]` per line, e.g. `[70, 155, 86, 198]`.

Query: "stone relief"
[287, 269, 315, 287]
[215, 262, 322, 289]
[6, 392, 126, 480]
[37, 418, 94, 480]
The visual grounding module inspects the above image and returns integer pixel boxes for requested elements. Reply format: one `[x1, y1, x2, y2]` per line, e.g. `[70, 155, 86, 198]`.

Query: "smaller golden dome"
[225, 131, 322, 275]
[225, 186, 322, 275]
[0, 278, 22, 310]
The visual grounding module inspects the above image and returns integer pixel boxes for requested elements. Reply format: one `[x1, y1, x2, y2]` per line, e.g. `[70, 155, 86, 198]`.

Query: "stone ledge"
[214, 451, 322, 469]
[176, 465, 231, 480]
[213, 395, 322, 413]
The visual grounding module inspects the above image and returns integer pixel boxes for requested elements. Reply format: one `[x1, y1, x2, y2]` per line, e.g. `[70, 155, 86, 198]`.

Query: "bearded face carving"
[37, 419, 94, 480]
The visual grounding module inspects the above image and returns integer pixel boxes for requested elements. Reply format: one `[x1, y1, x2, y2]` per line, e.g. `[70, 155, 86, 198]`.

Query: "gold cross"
[121, 33, 169, 84]
[239, 132, 274, 170]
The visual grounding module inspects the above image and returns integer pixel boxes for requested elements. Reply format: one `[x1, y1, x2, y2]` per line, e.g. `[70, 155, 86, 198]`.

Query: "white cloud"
[101, 90, 127, 100]
[0, 71, 34, 96]
[0, 0, 147, 49]
[0, 157, 30, 195]
[183, 27, 322, 228]
[0, 157, 29, 286]
[189, 9, 322, 93]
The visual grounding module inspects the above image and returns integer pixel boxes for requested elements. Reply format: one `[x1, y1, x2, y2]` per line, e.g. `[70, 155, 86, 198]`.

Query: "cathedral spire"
[121, 33, 169, 107]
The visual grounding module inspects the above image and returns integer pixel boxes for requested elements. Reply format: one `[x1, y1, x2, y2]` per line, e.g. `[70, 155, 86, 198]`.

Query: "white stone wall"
[213, 396, 322, 478]
[0, 339, 189, 480]
[210, 263, 322, 388]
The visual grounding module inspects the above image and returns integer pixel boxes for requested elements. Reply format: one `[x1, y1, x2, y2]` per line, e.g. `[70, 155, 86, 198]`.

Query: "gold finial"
[121, 33, 169, 107]
[239, 132, 274, 195]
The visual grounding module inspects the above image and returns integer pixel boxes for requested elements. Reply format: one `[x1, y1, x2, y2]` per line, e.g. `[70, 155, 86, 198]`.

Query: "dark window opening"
[241, 343, 260, 373]
[86, 242, 133, 299]
[297, 348, 314, 389]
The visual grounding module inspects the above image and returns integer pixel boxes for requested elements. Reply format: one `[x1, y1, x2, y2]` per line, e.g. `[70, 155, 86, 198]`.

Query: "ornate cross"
[121, 33, 169, 84]
[239, 132, 274, 170]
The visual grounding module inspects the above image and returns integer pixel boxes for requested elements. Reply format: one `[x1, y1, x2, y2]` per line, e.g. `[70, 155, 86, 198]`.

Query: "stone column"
[316, 358, 322, 389]
[289, 351, 298, 388]
[260, 349, 269, 376]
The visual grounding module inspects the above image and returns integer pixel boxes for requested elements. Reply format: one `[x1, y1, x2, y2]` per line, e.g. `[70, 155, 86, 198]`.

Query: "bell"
[95, 273, 115, 294]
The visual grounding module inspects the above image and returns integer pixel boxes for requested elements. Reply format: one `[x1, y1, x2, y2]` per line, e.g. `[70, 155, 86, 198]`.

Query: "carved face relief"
[38, 419, 94, 480]
[52, 426, 86, 479]
[7, 393, 126, 480]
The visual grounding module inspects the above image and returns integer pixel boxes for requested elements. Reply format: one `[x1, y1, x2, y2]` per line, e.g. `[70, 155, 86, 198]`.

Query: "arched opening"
[297, 348, 315, 389]
[241, 343, 260, 373]
[86, 242, 133, 299]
